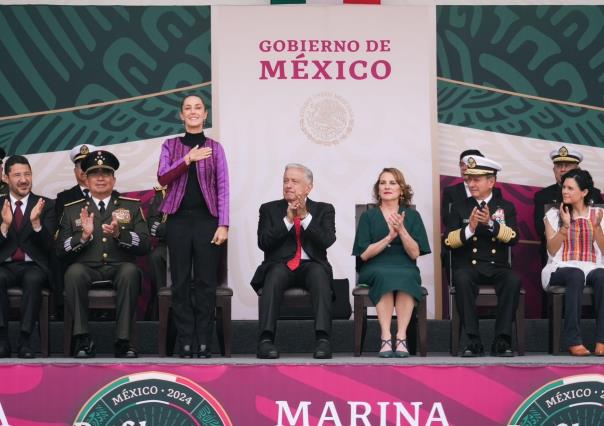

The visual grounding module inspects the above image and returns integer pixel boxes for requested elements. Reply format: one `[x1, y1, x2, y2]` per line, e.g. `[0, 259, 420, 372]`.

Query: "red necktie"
[12, 200, 25, 262]
[287, 217, 302, 271]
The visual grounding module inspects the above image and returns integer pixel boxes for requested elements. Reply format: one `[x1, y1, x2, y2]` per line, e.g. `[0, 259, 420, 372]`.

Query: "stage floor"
[2, 352, 603, 365]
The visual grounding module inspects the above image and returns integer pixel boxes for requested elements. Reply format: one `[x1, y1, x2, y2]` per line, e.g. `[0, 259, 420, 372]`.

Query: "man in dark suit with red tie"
[251, 163, 336, 359]
[0, 155, 56, 358]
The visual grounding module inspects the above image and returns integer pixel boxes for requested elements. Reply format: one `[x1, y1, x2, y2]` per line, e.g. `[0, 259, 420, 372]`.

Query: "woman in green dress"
[352, 168, 431, 357]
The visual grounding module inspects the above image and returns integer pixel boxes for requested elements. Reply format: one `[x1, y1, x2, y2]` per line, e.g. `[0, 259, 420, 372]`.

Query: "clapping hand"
[559, 203, 571, 228]
[476, 204, 491, 225]
[1, 200, 12, 227]
[386, 211, 405, 241]
[387, 211, 406, 231]
[287, 194, 308, 223]
[80, 207, 94, 241]
[101, 212, 120, 238]
[30, 198, 45, 229]
[595, 207, 603, 227]
[0, 200, 12, 235]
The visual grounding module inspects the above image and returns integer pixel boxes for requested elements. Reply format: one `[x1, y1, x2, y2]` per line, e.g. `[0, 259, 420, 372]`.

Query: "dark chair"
[63, 280, 137, 356]
[256, 287, 313, 319]
[8, 287, 50, 357]
[448, 247, 526, 355]
[353, 203, 429, 357]
[547, 286, 594, 355]
[158, 245, 232, 357]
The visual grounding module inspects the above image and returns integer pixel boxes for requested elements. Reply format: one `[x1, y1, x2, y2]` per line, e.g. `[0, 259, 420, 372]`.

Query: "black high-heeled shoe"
[197, 344, 212, 358]
[180, 344, 193, 358]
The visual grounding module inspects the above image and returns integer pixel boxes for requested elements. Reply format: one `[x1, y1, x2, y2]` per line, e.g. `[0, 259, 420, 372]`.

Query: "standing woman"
[157, 95, 229, 358]
[542, 169, 604, 356]
[352, 168, 431, 357]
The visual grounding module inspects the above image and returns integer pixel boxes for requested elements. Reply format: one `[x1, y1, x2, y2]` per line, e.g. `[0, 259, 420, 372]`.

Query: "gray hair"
[284, 163, 313, 184]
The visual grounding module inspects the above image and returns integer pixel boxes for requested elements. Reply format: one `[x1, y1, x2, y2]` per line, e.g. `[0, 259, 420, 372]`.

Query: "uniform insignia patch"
[114, 208, 131, 223]
[492, 208, 506, 225]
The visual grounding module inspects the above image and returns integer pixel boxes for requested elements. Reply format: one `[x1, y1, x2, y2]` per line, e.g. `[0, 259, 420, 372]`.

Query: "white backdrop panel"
[214, 5, 436, 319]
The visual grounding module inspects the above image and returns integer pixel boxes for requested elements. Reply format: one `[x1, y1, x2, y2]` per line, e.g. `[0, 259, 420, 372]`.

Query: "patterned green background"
[437, 5, 604, 148]
[0, 5, 211, 155]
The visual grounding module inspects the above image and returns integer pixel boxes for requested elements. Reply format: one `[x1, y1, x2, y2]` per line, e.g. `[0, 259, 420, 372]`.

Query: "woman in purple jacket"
[157, 95, 229, 358]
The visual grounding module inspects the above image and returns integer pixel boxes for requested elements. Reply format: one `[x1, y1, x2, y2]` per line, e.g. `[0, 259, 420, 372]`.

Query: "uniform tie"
[11, 200, 25, 262]
[480, 200, 486, 209]
[98, 200, 106, 214]
[287, 217, 302, 271]
[83, 188, 90, 199]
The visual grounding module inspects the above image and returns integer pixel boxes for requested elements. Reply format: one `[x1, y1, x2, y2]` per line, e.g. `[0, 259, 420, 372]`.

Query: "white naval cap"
[69, 144, 97, 163]
[462, 155, 502, 176]
[549, 146, 583, 163]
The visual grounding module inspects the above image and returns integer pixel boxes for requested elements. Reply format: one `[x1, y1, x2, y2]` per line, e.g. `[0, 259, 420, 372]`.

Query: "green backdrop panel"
[0, 5, 211, 153]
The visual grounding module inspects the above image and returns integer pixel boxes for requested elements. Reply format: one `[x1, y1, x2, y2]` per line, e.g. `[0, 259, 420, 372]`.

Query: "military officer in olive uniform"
[57, 150, 150, 358]
[53, 144, 97, 319]
[444, 155, 521, 357]
[533, 146, 603, 266]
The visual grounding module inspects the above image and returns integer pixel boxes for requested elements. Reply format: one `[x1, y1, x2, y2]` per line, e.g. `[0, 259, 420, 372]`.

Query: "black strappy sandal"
[379, 338, 395, 358]
[394, 338, 409, 358]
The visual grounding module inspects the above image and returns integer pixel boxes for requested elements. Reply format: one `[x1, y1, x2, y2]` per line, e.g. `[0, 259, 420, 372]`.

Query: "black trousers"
[0, 261, 46, 336]
[146, 244, 167, 320]
[453, 264, 521, 339]
[166, 212, 221, 347]
[64, 263, 140, 340]
[258, 261, 332, 339]
[549, 267, 604, 346]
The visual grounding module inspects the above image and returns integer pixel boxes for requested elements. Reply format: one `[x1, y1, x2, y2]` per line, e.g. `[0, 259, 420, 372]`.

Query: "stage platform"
[1, 320, 603, 425]
[1, 318, 601, 356]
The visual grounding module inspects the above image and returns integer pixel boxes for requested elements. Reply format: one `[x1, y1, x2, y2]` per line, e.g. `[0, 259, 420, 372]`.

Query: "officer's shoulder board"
[118, 196, 141, 202]
[64, 198, 86, 208]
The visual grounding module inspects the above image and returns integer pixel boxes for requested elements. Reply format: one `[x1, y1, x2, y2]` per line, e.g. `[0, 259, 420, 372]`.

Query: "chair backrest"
[166, 241, 228, 287]
[218, 243, 228, 287]
[355, 204, 376, 272]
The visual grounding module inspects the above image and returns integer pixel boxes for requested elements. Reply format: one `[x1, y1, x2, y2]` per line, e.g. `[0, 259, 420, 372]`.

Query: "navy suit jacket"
[0, 193, 56, 275]
[250, 198, 335, 292]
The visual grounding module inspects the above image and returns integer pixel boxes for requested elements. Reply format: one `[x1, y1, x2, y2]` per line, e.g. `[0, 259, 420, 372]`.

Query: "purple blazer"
[157, 136, 229, 227]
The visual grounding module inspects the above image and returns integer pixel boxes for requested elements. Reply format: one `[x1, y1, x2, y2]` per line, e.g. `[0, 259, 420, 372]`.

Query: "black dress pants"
[0, 261, 46, 336]
[549, 267, 604, 346]
[258, 261, 332, 338]
[166, 212, 221, 347]
[453, 264, 521, 340]
[146, 244, 167, 320]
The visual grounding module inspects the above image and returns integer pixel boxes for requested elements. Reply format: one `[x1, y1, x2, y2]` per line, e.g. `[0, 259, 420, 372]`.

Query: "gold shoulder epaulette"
[118, 196, 141, 202]
[64, 199, 85, 207]
[445, 229, 463, 249]
[153, 185, 167, 191]
[496, 224, 517, 243]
